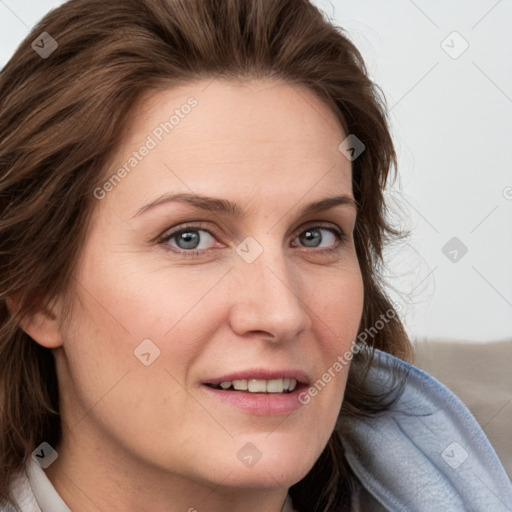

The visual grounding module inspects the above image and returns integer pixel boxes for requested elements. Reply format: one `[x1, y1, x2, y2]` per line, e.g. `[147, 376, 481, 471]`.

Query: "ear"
[6, 293, 64, 349]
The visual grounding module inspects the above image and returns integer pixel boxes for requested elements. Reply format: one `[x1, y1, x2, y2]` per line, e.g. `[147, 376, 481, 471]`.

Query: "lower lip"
[200, 384, 307, 416]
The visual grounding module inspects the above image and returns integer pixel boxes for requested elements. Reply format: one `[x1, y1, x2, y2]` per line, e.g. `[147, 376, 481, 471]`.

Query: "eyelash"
[157, 222, 347, 258]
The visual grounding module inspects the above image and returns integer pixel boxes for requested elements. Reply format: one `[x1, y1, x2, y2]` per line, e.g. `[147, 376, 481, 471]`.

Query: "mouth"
[200, 369, 310, 415]
[204, 377, 299, 394]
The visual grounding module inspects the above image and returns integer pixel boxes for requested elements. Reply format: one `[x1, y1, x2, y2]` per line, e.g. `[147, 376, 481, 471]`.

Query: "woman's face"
[47, 79, 363, 501]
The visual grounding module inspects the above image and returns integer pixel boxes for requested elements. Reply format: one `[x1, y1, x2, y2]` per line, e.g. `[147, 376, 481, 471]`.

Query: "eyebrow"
[133, 192, 358, 219]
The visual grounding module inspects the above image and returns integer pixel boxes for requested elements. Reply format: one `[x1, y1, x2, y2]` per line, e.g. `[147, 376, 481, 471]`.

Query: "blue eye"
[296, 227, 343, 249]
[159, 223, 346, 257]
[165, 228, 216, 251]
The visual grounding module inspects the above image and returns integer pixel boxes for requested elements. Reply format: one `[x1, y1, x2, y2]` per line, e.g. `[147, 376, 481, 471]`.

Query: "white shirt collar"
[13, 458, 296, 512]
[10, 457, 71, 512]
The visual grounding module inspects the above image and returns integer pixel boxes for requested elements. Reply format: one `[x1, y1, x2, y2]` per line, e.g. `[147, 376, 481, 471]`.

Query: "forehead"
[100, 78, 353, 216]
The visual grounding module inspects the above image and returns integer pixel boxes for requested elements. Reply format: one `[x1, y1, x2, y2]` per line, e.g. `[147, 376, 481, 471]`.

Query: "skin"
[20, 78, 364, 512]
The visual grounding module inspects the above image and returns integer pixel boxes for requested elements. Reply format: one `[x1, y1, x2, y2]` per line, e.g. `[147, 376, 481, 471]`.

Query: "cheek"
[312, 265, 364, 348]
[300, 266, 364, 427]
[57, 282, 214, 466]
[61, 246, 225, 409]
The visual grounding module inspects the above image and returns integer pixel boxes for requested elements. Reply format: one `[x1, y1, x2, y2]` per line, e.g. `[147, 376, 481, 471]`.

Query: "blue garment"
[339, 348, 512, 511]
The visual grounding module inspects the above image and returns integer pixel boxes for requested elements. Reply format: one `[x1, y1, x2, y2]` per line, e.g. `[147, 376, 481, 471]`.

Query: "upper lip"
[202, 368, 311, 386]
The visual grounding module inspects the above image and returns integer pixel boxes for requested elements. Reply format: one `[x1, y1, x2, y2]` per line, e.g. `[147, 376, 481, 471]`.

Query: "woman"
[0, 0, 510, 511]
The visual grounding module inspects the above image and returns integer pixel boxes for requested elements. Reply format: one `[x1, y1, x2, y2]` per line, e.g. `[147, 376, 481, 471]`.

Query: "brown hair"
[0, 0, 413, 510]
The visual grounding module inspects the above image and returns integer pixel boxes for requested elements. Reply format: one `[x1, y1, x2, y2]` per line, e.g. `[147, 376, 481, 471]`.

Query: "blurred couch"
[413, 339, 512, 481]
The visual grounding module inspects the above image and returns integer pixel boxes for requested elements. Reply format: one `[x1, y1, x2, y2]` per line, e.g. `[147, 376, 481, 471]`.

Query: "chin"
[208, 441, 319, 490]
[219, 460, 313, 490]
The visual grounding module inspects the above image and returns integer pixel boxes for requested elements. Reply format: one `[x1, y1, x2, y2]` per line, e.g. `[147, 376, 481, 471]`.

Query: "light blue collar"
[339, 348, 512, 511]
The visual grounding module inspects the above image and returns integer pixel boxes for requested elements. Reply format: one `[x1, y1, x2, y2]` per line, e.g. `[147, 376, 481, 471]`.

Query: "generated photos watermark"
[298, 304, 402, 405]
[93, 97, 198, 200]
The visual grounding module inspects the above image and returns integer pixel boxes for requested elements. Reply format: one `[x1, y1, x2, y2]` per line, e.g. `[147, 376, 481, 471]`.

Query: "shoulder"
[339, 349, 512, 511]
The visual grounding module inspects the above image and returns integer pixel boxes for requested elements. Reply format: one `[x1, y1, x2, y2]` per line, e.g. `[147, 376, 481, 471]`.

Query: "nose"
[228, 243, 312, 343]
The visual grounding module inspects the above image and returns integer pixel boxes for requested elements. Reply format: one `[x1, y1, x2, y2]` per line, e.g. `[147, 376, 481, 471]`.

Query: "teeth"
[266, 378, 284, 393]
[248, 379, 268, 392]
[232, 379, 248, 391]
[212, 378, 299, 393]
